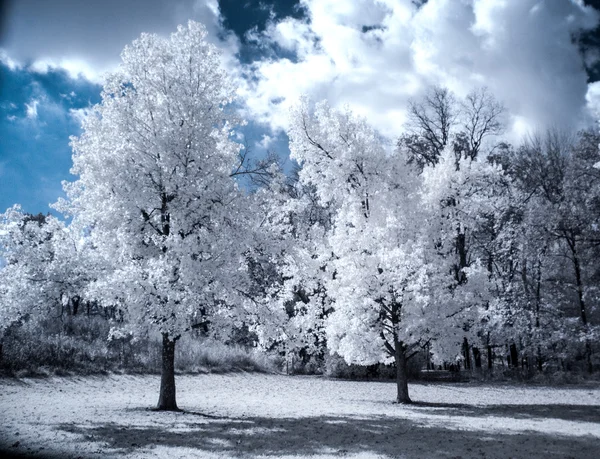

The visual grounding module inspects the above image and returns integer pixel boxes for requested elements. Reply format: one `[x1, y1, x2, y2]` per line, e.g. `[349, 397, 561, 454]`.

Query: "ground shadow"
[44, 406, 600, 459]
[410, 401, 600, 423]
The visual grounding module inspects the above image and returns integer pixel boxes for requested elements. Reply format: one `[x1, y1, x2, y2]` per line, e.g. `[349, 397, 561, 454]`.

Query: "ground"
[0, 374, 599, 458]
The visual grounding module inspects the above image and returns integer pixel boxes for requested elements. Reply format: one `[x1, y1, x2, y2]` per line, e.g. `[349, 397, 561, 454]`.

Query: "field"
[1, 374, 599, 458]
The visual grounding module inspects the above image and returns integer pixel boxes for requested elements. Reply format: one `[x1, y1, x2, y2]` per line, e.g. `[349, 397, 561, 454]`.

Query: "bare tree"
[457, 87, 505, 161]
[399, 86, 457, 168]
[398, 86, 505, 169]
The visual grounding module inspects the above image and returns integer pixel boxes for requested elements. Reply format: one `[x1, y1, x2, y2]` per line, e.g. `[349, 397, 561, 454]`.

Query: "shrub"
[0, 314, 276, 376]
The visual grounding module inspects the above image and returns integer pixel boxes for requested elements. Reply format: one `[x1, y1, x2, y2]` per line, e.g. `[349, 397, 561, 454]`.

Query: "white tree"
[0, 207, 95, 347]
[0, 208, 60, 336]
[287, 100, 473, 403]
[421, 148, 507, 370]
[55, 21, 254, 410]
[251, 170, 335, 370]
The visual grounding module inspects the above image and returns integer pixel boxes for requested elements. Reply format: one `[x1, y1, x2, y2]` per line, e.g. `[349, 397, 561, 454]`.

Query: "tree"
[456, 87, 505, 161]
[55, 22, 254, 410]
[398, 86, 506, 371]
[249, 163, 335, 372]
[504, 129, 600, 373]
[287, 100, 473, 403]
[420, 147, 507, 369]
[400, 86, 457, 168]
[0, 206, 97, 362]
[0, 208, 60, 338]
[398, 86, 505, 169]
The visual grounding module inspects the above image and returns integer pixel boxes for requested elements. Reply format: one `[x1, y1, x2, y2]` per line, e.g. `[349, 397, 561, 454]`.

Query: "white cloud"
[0, 48, 21, 70]
[25, 99, 39, 119]
[68, 107, 93, 126]
[30, 58, 106, 84]
[238, 0, 599, 143]
[586, 81, 600, 119]
[2, 0, 227, 84]
[3, 0, 598, 146]
[256, 134, 274, 150]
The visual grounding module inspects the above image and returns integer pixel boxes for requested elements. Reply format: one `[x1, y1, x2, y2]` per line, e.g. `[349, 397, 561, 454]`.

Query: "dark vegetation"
[0, 290, 597, 384]
[0, 309, 274, 377]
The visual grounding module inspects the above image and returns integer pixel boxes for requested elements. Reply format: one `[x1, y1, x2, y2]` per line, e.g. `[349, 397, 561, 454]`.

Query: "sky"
[1, 0, 600, 215]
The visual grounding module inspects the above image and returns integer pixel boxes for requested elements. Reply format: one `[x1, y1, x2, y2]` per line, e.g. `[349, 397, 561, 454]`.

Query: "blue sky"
[1, 0, 600, 215]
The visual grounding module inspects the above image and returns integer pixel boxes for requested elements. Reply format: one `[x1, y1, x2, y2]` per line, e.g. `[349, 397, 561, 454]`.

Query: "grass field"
[1, 374, 599, 458]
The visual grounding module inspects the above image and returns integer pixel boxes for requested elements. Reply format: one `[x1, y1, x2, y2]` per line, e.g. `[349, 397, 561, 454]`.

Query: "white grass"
[1, 374, 599, 458]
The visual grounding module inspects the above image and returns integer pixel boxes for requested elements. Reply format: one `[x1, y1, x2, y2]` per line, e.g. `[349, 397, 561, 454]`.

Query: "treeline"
[251, 90, 600, 396]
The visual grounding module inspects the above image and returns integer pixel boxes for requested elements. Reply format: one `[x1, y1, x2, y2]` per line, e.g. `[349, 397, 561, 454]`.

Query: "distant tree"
[400, 86, 457, 168]
[260, 171, 336, 371]
[55, 22, 256, 410]
[456, 87, 505, 161]
[398, 86, 505, 169]
[505, 129, 600, 373]
[0, 207, 95, 350]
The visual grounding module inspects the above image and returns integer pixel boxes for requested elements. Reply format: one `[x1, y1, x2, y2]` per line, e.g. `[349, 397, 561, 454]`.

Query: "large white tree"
[286, 100, 475, 403]
[55, 21, 254, 410]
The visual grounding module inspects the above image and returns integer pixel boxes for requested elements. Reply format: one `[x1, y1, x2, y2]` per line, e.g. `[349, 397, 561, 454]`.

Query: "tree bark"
[394, 340, 411, 404]
[473, 347, 481, 369]
[567, 235, 593, 374]
[510, 343, 519, 368]
[157, 333, 179, 411]
[463, 337, 471, 370]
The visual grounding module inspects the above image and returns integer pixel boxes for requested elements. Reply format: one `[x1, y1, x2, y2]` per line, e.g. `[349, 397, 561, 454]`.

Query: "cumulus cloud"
[3, 0, 598, 145]
[30, 58, 106, 84]
[0, 49, 19, 70]
[237, 0, 599, 142]
[586, 81, 600, 118]
[2, 0, 229, 82]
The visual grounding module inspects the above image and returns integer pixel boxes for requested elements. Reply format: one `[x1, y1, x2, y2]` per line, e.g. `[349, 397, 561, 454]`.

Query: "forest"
[1, 21, 599, 414]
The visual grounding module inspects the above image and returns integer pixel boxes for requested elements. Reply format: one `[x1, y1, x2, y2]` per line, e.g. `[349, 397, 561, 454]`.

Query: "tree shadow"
[410, 401, 600, 423]
[49, 408, 599, 459]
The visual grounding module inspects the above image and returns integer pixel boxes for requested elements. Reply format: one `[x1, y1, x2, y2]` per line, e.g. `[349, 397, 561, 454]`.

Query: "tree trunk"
[487, 345, 493, 370]
[426, 342, 432, 370]
[455, 230, 468, 285]
[463, 337, 471, 370]
[394, 340, 411, 404]
[510, 343, 519, 368]
[157, 333, 179, 411]
[585, 341, 593, 374]
[567, 236, 593, 374]
[473, 347, 481, 369]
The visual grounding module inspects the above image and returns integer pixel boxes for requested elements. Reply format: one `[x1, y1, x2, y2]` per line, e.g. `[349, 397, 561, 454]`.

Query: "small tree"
[0, 207, 90, 324]
[56, 22, 253, 410]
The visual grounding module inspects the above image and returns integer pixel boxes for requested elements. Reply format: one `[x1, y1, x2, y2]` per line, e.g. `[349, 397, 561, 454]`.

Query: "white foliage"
[0, 206, 95, 335]
[54, 21, 254, 339]
[286, 100, 476, 366]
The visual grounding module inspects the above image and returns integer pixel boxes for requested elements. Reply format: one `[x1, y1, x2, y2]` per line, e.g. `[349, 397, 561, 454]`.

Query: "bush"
[175, 334, 276, 373]
[1, 315, 114, 375]
[0, 314, 276, 376]
[324, 353, 396, 380]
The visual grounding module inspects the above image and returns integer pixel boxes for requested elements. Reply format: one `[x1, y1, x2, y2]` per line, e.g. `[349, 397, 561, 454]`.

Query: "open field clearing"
[1, 374, 599, 458]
